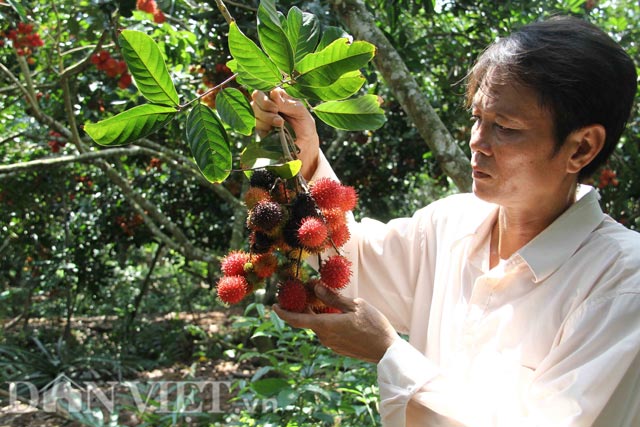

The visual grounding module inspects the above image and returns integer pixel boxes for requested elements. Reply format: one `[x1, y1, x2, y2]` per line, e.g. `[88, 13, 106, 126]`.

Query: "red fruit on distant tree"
[217, 276, 249, 304]
[118, 73, 132, 89]
[277, 279, 307, 312]
[153, 10, 166, 23]
[136, 0, 157, 14]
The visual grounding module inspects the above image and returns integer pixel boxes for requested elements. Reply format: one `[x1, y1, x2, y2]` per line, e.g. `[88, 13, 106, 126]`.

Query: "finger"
[268, 88, 306, 117]
[251, 90, 277, 112]
[272, 304, 319, 329]
[314, 285, 356, 313]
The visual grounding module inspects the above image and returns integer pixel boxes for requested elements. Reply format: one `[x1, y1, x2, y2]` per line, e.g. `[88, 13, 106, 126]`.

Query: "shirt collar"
[518, 185, 605, 283]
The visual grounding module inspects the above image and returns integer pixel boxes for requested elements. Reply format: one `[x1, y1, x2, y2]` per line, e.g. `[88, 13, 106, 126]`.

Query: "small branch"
[136, 139, 244, 210]
[0, 146, 146, 174]
[16, 55, 41, 116]
[278, 126, 309, 191]
[214, 0, 234, 24]
[180, 72, 238, 110]
[0, 62, 34, 108]
[60, 30, 110, 79]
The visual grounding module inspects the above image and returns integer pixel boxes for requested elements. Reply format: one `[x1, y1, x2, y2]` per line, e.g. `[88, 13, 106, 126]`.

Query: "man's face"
[469, 77, 576, 209]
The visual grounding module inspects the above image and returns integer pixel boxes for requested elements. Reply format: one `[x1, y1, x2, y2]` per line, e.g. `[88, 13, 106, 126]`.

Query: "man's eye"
[495, 124, 514, 132]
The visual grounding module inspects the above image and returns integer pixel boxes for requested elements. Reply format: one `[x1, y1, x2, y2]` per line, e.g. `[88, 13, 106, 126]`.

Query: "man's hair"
[466, 16, 637, 181]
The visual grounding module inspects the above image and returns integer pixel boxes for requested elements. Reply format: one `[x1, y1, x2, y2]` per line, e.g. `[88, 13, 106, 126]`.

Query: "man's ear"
[566, 124, 606, 174]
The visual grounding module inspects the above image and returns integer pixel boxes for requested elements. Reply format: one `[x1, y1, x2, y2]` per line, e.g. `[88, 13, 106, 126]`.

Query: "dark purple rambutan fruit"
[248, 200, 284, 232]
[250, 231, 274, 254]
[282, 219, 302, 249]
[249, 168, 277, 190]
[291, 192, 319, 223]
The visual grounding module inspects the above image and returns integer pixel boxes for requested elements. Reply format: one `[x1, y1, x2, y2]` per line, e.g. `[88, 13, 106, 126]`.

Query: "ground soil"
[0, 310, 255, 427]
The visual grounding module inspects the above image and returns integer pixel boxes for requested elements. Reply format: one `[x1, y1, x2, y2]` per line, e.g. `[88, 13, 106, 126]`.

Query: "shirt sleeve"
[377, 289, 640, 427]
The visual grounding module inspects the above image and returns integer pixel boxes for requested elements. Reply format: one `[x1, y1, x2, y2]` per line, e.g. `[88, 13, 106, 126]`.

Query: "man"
[251, 16, 639, 426]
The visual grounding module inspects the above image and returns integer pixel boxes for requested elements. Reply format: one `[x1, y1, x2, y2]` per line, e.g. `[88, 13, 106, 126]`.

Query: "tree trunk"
[330, 0, 473, 193]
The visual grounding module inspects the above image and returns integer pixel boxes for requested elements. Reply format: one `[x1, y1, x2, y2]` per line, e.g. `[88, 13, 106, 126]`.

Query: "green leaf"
[84, 104, 177, 146]
[119, 30, 180, 106]
[186, 103, 232, 183]
[316, 26, 350, 51]
[7, 0, 27, 21]
[266, 160, 301, 179]
[312, 95, 386, 131]
[240, 137, 284, 171]
[251, 378, 289, 397]
[215, 88, 255, 136]
[288, 70, 365, 101]
[257, 0, 295, 75]
[296, 38, 376, 87]
[286, 7, 320, 63]
[277, 388, 298, 408]
[228, 22, 282, 91]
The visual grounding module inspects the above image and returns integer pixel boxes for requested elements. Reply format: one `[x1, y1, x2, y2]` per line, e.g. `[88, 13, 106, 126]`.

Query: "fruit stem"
[278, 126, 309, 192]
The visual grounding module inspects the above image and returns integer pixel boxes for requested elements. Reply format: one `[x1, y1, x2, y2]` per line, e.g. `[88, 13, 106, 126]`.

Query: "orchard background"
[0, 0, 638, 426]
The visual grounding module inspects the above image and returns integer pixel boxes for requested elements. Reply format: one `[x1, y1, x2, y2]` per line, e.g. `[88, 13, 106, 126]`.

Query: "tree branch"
[329, 0, 472, 192]
[136, 139, 244, 210]
[214, 0, 234, 24]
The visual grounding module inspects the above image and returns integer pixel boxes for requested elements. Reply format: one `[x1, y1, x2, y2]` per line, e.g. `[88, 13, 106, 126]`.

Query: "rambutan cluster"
[136, 0, 166, 23]
[90, 50, 132, 89]
[1, 22, 44, 58]
[216, 170, 356, 314]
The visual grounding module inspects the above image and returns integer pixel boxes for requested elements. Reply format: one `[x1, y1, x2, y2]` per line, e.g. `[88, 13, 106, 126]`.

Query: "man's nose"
[469, 123, 492, 156]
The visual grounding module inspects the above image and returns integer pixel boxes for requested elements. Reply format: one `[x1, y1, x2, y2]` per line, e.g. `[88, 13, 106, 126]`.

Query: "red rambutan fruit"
[339, 185, 358, 212]
[309, 178, 343, 210]
[216, 275, 249, 304]
[244, 187, 270, 210]
[321, 208, 346, 232]
[319, 255, 352, 290]
[277, 279, 307, 312]
[330, 222, 351, 248]
[252, 252, 278, 279]
[313, 305, 342, 314]
[297, 217, 328, 251]
[304, 278, 324, 310]
[221, 250, 249, 277]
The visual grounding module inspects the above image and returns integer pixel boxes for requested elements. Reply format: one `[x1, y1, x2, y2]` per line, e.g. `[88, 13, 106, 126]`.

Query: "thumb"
[314, 284, 355, 313]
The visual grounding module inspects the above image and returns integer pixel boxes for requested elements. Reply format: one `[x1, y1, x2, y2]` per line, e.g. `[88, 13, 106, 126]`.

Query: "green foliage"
[119, 30, 180, 106]
[85, 0, 384, 184]
[186, 102, 232, 183]
[0, 0, 638, 425]
[84, 104, 178, 146]
[217, 303, 380, 426]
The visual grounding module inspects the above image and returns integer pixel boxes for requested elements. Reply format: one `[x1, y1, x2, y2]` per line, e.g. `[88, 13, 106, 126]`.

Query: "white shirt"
[313, 151, 640, 427]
